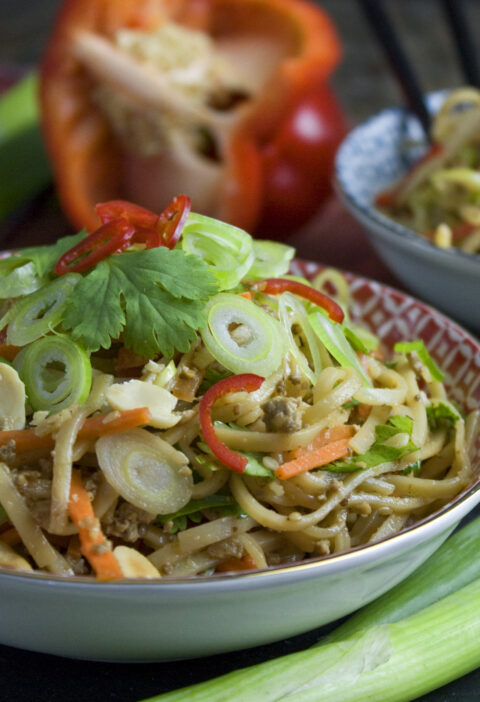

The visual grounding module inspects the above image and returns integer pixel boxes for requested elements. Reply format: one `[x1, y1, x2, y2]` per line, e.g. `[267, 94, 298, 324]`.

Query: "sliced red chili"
[96, 196, 191, 249]
[54, 218, 135, 275]
[95, 200, 159, 228]
[157, 194, 191, 249]
[250, 278, 344, 323]
[199, 373, 264, 474]
[96, 200, 162, 249]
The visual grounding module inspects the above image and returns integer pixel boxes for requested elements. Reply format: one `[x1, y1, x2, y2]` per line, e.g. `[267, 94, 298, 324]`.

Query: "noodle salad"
[377, 87, 480, 254]
[0, 196, 475, 580]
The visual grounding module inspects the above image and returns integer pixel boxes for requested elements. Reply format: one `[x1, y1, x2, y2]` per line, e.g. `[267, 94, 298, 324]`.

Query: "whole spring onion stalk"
[141, 515, 480, 702]
[0, 73, 51, 219]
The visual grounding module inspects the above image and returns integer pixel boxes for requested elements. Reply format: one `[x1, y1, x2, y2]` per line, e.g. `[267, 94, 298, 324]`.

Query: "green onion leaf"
[201, 293, 284, 377]
[344, 325, 380, 354]
[308, 309, 372, 386]
[394, 340, 444, 381]
[20, 335, 92, 413]
[278, 292, 323, 384]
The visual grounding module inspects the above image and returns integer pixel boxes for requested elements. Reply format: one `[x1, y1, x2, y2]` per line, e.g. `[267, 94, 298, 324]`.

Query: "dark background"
[0, 1, 480, 700]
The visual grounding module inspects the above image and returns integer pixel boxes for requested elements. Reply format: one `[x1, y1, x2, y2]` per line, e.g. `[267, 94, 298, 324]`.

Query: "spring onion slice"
[246, 240, 295, 279]
[431, 167, 480, 192]
[278, 292, 322, 384]
[394, 340, 444, 381]
[6, 273, 81, 346]
[96, 428, 192, 514]
[0, 261, 42, 299]
[200, 293, 284, 377]
[20, 335, 92, 413]
[309, 309, 372, 386]
[181, 213, 254, 290]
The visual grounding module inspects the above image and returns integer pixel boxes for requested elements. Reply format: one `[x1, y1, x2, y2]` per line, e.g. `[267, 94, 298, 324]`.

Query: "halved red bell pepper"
[40, 0, 344, 237]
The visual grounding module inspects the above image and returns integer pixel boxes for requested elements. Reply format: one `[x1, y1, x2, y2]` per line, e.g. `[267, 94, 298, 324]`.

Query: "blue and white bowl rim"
[334, 89, 480, 266]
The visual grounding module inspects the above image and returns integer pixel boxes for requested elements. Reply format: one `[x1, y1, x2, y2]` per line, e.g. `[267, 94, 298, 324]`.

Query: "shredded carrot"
[238, 291, 252, 300]
[216, 553, 257, 572]
[0, 407, 152, 453]
[356, 403, 372, 421]
[0, 527, 21, 546]
[275, 437, 353, 480]
[289, 424, 354, 460]
[68, 469, 123, 581]
[0, 344, 21, 361]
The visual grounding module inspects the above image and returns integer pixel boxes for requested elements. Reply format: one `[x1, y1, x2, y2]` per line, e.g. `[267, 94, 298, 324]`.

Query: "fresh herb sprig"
[0, 233, 219, 359]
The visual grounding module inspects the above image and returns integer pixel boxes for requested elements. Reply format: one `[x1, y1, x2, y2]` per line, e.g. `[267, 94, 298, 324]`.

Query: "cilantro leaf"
[157, 495, 245, 534]
[403, 460, 421, 475]
[427, 401, 461, 431]
[198, 367, 233, 394]
[61, 248, 218, 358]
[330, 415, 418, 472]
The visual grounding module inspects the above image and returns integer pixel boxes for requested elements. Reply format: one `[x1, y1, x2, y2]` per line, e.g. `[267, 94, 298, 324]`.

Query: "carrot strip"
[275, 438, 352, 480]
[216, 553, 257, 573]
[238, 291, 252, 300]
[0, 344, 21, 361]
[68, 469, 123, 581]
[0, 527, 21, 546]
[78, 407, 151, 441]
[0, 407, 152, 453]
[289, 424, 354, 460]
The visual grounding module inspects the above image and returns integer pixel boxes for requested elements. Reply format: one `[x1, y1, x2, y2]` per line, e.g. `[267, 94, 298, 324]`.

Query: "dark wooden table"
[1, 2, 480, 701]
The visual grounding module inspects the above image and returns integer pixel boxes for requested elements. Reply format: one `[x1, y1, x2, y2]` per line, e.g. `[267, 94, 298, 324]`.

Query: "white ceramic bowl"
[334, 92, 480, 333]
[1, 260, 480, 661]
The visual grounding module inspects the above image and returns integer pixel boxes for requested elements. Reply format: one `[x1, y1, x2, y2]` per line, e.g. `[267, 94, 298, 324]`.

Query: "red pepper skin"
[54, 218, 135, 275]
[258, 86, 347, 238]
[96, 195, 191, 249]
[156, 194, 191, 249]
[96, 200, 159, 228]
[251, 277, 344, 323]
[199, 374, 264, 473]
[40, 0, 342, 238]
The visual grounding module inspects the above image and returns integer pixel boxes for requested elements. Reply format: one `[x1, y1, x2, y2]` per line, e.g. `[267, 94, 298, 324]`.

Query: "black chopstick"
[357, 0, 432, 138]
[441, 0, 480, 88]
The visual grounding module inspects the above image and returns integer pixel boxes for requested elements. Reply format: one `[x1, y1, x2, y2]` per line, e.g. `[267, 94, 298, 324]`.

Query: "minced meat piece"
[262, 396, 303, 433]
[102, 501, 152, 543]
[207, 538, 243, 560]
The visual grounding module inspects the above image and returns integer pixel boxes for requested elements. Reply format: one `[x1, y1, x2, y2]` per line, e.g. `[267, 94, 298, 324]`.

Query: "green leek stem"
[324, 514, 480, 642]
[141, 515, 480, 702]
[0, 72, 51, 219]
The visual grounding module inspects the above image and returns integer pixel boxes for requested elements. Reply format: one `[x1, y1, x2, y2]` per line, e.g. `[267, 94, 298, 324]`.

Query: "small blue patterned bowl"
[335, 92, 480, 333]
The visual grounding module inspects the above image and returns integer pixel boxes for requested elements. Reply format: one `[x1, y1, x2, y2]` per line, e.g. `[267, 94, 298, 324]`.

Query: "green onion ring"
[200, 293, 284, 377]
[20, 335, 92, 413]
